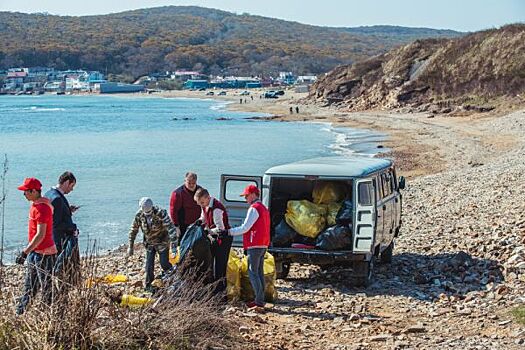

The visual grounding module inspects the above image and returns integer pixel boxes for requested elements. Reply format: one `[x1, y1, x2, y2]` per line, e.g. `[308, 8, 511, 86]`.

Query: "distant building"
[278, 72, 295, 85]
[296, 75, 317, 84]
[99, 82, 145, 93]
[184, 80, 209, 89]
[172, 70, 208, 82]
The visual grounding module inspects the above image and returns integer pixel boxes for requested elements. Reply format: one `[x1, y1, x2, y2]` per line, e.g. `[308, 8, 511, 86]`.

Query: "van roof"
[265, 156, 393, 178]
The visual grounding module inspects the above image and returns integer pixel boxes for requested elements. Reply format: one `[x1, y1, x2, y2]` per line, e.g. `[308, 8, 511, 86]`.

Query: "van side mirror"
[398, 176, 406, 190]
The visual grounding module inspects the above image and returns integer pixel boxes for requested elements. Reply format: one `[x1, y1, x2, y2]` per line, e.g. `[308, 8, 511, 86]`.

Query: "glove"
[170, 242, 177, 254]
[127, 246, 134, 257]
[210, 227, 221, 235]
[15, 251, 27, 265]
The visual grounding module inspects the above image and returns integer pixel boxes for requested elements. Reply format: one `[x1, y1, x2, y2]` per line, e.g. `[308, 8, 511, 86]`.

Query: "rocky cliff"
[309, 24, 525, 114]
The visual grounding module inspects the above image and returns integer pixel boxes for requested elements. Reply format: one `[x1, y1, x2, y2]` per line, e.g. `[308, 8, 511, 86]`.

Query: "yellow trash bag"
[169, 246, 180, 265]
[226, 250, 242, 301]
[86, 274, 128, 287]
[240, 252, 277, 302]
[285, 200, 326, 238]
[312, 181, 346, 204]
[324, 202, 342, 226]
[119, 294, 153, 308]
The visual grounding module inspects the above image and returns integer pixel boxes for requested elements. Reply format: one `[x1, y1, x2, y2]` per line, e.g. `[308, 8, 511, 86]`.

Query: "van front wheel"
[351, 259, 374, 287]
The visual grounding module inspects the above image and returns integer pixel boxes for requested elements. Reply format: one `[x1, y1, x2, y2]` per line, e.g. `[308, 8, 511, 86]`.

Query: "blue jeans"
[54, 235, 80, 284]
[247, 248, 266, 305]
[145, 245, 172, 287]
[17, 252, 56, 314]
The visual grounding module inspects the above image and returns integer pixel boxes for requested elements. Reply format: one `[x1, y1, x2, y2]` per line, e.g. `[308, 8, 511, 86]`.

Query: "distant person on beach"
[240, 98, 243, 104]
[289, 106, 293, 114]
[295, 106, 299, 114]
[128, 197, 177, 292]
[45, 171, 80, 286]
[194, 188, 232, 296]
[211, 184, 270, 311]
[15, 178, 58, 315]
[170, 172, 202, 243]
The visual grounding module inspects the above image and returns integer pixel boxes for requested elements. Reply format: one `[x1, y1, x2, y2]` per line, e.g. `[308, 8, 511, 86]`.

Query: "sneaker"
[246, 301, 265, 309]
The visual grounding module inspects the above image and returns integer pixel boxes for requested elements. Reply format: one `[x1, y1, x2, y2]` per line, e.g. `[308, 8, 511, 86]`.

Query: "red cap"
[17, 178, 42, 191]
[240, 184, 260, 197]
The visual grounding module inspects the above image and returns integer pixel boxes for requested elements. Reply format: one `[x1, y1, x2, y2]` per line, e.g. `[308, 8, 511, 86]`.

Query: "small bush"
[512, 306, 525, 325]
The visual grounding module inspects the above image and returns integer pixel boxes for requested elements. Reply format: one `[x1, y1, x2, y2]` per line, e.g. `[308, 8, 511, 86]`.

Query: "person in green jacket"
[128, 197, 177, 292]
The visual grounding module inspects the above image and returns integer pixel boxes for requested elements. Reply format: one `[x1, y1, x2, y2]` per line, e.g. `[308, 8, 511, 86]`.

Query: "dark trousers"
[145, 245, 172, 287]
[210, 236, 233, 294]
[54, 235, 81, 285]
[17, 252, 56, 314]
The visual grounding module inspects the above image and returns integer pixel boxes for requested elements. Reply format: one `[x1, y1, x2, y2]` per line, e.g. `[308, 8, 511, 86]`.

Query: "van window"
[224, 179, 258, 202]
[358, 182, 374, 206]
[381, 173, 392, 197]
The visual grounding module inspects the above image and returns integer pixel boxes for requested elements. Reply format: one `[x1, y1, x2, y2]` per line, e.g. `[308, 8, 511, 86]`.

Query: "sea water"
[0, 94, 383, 259]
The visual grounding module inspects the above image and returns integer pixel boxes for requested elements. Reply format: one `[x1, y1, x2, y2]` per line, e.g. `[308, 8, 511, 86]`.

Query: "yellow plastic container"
[226, 250, 242, 301]
[119, 294, 153, 308]
[240, 252, 277, 302]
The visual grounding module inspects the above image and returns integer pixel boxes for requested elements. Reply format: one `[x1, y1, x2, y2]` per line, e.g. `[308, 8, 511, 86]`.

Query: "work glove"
[170, 242, 178, 254]
[127, 246, 134, 257]
[15, 251, 27, 265]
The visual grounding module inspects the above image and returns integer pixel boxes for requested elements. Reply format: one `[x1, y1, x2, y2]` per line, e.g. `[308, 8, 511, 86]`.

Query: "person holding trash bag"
[211, 184, 270, 311]
[15, 177, 58, 315]
[194, 188, 232, 296]
[128, 197, 177, 292]
[169, 172, 202, 243]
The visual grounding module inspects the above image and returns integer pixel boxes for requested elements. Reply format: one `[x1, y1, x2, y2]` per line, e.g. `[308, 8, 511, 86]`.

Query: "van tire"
[351, 259, 374, 287]
[276, 262, 290, 279]
[380, 241, 394, 264]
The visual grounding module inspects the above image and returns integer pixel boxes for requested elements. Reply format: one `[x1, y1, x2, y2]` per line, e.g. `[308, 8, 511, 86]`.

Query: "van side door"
[220, 174, 263, 247]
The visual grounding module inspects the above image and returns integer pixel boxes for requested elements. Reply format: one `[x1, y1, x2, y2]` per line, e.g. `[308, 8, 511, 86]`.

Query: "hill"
[0, 6, 461, 79]
[309, 24, 525, 113]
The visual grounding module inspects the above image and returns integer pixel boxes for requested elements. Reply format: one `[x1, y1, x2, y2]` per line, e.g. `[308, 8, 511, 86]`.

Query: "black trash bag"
[179, 221, 212, 280]
[293, 234, 316, 246]
[336, 200, 353, 225]
[315, 224, 352, 250]
[272, 219, 297, 247]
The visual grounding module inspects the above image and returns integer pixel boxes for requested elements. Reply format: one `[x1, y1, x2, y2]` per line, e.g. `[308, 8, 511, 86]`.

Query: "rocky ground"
[2, 102, 524, 349]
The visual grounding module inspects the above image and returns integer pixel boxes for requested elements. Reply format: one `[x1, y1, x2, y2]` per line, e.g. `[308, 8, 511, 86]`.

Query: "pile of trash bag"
[273, 219, 298, 247]
[315, 224, 353, 250]
[240, 252, 277, 302]
[336, 199, 353, 225]
[312, 181, 346, 204]
[178, 221, 212, 278]
[285, 200, 326, 238]
[226, 250, 242, 301]
[324, 202, 342, 226]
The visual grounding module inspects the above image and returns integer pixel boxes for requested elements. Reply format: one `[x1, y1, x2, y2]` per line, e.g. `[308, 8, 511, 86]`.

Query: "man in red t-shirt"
[15, 177, 58, 315]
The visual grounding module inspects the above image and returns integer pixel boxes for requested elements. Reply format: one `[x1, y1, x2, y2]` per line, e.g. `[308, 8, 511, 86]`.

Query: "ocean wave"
[325, 125, 384, 157]
[26, 106, 66, 112]
[209, 101, 233, 110]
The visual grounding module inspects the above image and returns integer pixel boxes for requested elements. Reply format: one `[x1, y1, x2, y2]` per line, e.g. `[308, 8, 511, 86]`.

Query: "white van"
[220, 156, 405, 286]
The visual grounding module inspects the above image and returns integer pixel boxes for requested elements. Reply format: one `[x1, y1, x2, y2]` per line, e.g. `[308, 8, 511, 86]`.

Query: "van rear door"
[220, 175, 263, 247]
[353, 179, 376, 255]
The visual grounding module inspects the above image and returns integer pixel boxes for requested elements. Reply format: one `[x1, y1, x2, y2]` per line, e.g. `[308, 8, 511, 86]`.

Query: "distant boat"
[56, 91, 65, 95]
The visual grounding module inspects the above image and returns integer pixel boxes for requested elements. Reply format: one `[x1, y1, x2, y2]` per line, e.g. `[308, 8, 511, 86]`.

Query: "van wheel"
[351, 259, 374, 287]
[380, 241, 394, 264]
[276, 262, 290, 279]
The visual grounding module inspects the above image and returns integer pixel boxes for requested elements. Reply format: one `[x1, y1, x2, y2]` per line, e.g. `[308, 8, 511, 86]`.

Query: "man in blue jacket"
[45, 171, 80, 285]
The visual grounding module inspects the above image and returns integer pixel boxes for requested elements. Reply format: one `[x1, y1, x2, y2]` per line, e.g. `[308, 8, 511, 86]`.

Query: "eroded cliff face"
[309, 24, 525, 114]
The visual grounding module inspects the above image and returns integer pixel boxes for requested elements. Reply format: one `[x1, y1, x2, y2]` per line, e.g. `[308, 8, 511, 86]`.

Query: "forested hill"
[0, 6, 461, 79]
[309, 24, 525, 113]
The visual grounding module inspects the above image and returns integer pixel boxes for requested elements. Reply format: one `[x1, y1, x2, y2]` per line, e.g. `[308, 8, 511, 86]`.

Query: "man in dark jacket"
[169, 172, 202, 243]
[44, 171, 80, 284]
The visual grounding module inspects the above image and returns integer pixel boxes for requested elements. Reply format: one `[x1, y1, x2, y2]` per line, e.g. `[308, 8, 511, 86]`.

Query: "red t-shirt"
[28, 198, 55, 252]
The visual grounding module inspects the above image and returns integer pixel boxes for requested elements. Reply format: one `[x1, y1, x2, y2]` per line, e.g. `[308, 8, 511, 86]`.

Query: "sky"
[0, 0, 523, 32]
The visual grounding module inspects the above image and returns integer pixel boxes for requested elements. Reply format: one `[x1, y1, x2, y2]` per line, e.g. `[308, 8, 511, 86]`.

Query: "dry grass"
[0, 249, 242, 350]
